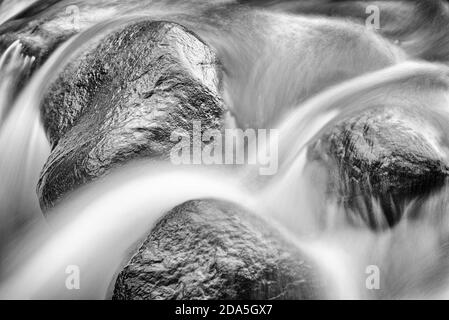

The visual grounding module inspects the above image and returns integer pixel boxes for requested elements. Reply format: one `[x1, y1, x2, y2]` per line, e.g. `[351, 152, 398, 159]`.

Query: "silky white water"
[1, 2, 449, 300]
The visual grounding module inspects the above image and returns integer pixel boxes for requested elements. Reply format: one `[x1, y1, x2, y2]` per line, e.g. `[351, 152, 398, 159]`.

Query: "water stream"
[1, 0, 449, 300]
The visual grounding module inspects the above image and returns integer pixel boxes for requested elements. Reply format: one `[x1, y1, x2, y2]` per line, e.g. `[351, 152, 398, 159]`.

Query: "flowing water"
[1, 0, 449, 300]
[0, 0, 41, 26]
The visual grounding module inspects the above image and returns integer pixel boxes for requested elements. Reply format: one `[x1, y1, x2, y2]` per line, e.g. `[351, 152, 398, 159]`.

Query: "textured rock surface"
[309, 106, 449, 229]
[38, 21, 225, 211]
[113, 199, 323, 300]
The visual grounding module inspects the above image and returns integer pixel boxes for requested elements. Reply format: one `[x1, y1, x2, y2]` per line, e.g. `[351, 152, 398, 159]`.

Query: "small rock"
[308, 106, 449, 229]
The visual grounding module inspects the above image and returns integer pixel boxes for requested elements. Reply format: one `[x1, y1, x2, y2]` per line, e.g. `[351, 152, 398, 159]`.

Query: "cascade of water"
[0, 40, 34, 124]
[1, 1, 449, 300]
[0, 0, 40, 27]
[0, 15, 264, 299]
[275, 61, 449, 176]
[0, 15, 160, 279]
[254, 61, 449, 299]
[250, 61, 449, 225]
[0, 13, 208, 230]
[0, 40, 41, 260]
[0, 163, 256, 299]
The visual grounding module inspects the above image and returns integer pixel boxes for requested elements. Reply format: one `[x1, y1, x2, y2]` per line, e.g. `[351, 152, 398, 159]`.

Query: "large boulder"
[37, 20, 225, 211]
[112, 199, 323, 300]
[308, 106, 449, 229]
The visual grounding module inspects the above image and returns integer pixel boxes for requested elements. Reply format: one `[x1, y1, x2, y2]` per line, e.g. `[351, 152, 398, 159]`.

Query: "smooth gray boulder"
[112, 199, 323, 300]
[37, 20, 225, 211]
[308, 106, 449, 229]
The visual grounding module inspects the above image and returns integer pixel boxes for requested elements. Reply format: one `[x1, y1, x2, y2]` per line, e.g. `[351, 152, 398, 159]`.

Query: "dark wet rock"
[37, 20, 225, 211]
[112, 199, 323, 300]
[308, 106, 449, 229]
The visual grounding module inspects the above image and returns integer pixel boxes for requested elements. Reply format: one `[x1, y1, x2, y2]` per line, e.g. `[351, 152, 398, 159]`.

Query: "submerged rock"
[112, 199, 323, 300]
[38, 20, 225, 211]
[309, 106, 449, 229]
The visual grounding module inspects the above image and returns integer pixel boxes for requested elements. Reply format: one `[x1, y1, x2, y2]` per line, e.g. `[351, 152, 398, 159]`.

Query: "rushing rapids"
[1, 0, 449, 300]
